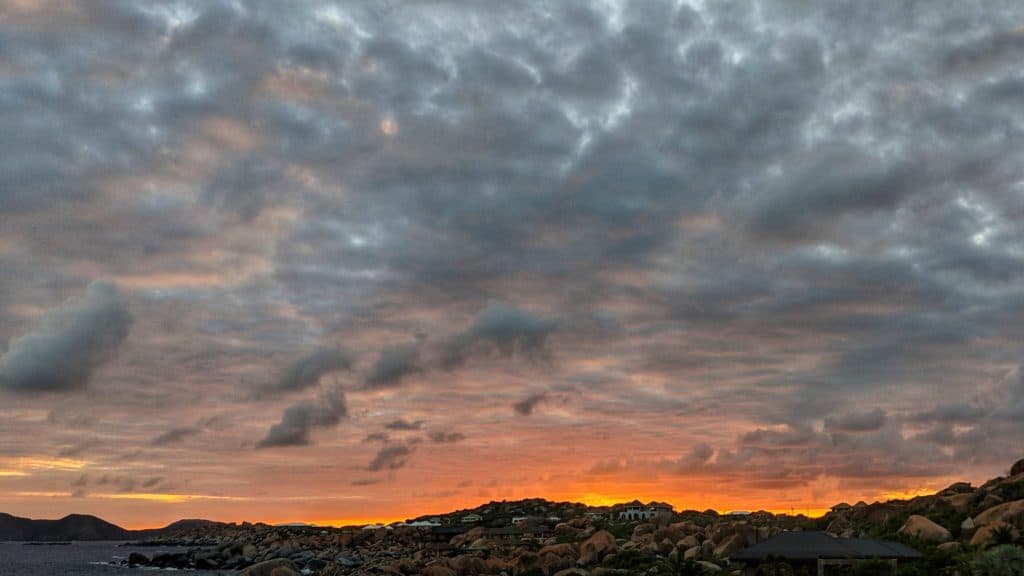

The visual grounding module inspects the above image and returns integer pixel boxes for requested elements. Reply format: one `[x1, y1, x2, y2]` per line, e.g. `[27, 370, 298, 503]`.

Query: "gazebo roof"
[730, 531, 923, 561]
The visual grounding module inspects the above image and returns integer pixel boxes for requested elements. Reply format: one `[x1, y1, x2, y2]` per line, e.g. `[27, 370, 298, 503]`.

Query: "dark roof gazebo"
[730, 531, 921, 575]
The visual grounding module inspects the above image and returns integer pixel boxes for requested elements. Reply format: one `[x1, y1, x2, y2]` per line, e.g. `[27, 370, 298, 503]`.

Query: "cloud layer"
[1, 0, 1024, 527]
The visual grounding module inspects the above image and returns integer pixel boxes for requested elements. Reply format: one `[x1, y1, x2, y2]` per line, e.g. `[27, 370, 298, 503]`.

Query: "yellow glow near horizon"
[878, 487, 939, 501]
[572, 493, 632, 507]
[0, 456, 87, 472]
[0, 469, 29, 477]
[100, 493, 246, 503]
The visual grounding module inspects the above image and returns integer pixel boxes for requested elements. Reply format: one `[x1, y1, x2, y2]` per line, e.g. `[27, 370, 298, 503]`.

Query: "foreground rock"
[241, 558, 300, 576]
[578, 530, 616, 566]
[897, 515, 951, 543]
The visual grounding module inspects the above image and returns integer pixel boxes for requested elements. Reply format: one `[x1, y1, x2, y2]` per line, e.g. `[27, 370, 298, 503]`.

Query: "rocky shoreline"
[111, 458, 1024, 575]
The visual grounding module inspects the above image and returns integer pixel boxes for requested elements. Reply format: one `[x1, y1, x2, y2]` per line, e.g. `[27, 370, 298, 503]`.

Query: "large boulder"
[713, 532, 746, 558]
[484, 556, 512, 574]
[450, 554, 487, 576]
[539, 543, 578, 559]
[677, 535, 700, 550]
[421, 565, 457, 576]
[971, 499, 1024, 546]
[555, 523, 586, 540]
[540, 543, 578, 575]
[1010, 458, 1024, 477]
[700, 539, 714, 559]
[943, 493, 975, 513]
[897, 515, 951, 543]
[513, 551, 540, 576]
[971, 523, 1021, 547]
[578, 530, 616, 566]
[241, 558, 300, 576]
[974, 498, 1024, 528]
[127, 552, 150, 567]
[631, 523, 656, 542]
[450, 526, 485, 548]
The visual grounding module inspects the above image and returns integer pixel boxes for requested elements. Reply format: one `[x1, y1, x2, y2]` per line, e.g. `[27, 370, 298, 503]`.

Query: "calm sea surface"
[0, 541, 234, 576]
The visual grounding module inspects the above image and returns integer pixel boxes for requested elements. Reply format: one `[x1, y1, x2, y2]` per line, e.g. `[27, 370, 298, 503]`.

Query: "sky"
[2, 0, 1024, 529]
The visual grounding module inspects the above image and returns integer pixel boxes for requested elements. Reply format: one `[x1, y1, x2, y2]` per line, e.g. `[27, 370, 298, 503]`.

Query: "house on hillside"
[614, 501, 675, 522]
[730, 531, 921, 575]
[460, 513, 483, 524]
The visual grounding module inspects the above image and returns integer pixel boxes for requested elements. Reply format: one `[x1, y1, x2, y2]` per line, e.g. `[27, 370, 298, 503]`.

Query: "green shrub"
[970, 544, 1024, 576]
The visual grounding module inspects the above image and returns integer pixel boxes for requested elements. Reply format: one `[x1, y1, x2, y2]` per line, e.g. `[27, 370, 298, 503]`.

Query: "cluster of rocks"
[824, 457, 1024, 554]
[115, 458, 1024, 575]
[116, 513, 783, 575]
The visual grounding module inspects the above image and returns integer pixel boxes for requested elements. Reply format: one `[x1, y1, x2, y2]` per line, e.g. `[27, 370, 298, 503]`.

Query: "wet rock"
[241, 558, 300, 576]
[127, 552, 149, 567]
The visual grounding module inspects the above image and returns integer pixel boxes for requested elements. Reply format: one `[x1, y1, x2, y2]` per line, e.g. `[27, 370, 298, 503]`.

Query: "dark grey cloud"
[678, 442, 714, 468]
[363, 432, 389, 444]
[427, 430, 465, 444]
[909, 403, 990, 424]
[384, 419, 424, 431]
[257, 387, 347, 448]
[513, 392, 549, 416]
[257, 349, 353, 398]
[0, 282, 131, 393]
[744, 147, 918, 243]
[365, 344, 421, 389]
[367, 442, 413, 471]
[151, 426, 203, 446]
[204, 154, 284, 222]
[824, 408, 888, 433]
[442, 304, 556, 369]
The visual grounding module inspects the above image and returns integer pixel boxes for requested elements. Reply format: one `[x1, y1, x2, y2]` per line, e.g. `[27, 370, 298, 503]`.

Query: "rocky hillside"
[0, 512, 131, 541]
[824, 457, 1024, 552]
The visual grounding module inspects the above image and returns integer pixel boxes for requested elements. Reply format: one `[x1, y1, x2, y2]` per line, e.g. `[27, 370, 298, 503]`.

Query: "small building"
[426, 525, 468, 543]
[520, 521, 555, 540]
[460, 513, 483, 524]
[511, 516, 531, 526]
[730, 531, 921, 576]
[485, 527, 524, 543]
[614, 500, 675, 522]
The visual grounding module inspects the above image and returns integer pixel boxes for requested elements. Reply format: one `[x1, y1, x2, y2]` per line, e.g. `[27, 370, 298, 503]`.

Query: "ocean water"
[0, 541, 233, 575]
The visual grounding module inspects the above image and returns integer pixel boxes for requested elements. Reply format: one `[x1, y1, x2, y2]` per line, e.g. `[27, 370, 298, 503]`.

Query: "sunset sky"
[3, 1, 1024, 530]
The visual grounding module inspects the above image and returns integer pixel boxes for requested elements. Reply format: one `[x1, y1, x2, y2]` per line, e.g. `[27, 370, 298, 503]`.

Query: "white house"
[461, 513, 483, 524]
[615, 501, 675, 522]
